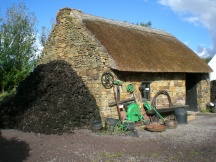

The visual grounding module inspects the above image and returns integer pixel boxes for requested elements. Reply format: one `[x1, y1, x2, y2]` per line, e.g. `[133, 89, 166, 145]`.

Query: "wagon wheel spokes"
[114, 121, 128, 133]
[101, 72, 114, 89]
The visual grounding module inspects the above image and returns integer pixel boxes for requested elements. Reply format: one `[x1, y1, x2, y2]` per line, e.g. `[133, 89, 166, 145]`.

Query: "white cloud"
[184, 41, 190, 46]
[157, 0, 216, 58]
[183, 16, 200, 26]
[195, 46, 209, 58]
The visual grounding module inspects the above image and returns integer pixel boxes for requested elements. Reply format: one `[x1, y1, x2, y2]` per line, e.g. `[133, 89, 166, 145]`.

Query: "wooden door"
[186, 73, 198, 111]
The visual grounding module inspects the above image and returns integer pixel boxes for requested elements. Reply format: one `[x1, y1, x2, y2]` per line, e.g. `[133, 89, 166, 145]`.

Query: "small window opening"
[139, 82, 151, 101]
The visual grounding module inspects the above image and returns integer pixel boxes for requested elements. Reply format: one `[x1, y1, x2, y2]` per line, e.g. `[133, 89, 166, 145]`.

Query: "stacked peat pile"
[211, 80, 216, 102]
[0, 60, 100, 134]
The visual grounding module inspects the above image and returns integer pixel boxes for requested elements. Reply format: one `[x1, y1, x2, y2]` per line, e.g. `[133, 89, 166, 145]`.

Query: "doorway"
[186, 73, 198, 111]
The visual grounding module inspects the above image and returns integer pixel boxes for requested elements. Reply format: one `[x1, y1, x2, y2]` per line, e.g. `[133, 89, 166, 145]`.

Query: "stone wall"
[107, 72, 210, 119]
[197, 74, 211, 110]
[38, 8, 113, 121]
[104, 72, 186, 119]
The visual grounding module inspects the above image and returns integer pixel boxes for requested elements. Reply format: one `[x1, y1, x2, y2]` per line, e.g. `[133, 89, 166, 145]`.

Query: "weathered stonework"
[38, 8, 114, 122]
[38, 8, 211, 122]
[197, 74, 211, 111]
[106, 72, 186, 119]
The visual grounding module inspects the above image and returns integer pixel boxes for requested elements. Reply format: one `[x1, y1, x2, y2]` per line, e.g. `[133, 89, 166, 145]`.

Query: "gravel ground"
[1, 112, 216, 162]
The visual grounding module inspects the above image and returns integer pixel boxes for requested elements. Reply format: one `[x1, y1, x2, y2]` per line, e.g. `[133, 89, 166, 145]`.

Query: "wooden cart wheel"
[101, 72, 114, 89]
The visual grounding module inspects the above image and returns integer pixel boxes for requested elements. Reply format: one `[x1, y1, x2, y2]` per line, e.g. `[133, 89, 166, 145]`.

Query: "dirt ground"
[1, 113, 216, 162]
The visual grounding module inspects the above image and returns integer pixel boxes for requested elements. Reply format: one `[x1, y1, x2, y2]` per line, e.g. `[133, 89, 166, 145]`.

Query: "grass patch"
[151, 150, 158, 157]
[94, 129, 111, 135]
[200, 107, 211, 113]
[99, 151, 124, 161]
[190, 150, 200, 156]
[177, 151, 183, 157]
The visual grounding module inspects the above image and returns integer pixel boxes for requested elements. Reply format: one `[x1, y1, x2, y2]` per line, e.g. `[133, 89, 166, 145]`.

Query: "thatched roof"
[65, 8, 212, 73]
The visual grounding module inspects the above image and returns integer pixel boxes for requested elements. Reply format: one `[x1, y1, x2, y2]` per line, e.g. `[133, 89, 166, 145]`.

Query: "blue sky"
[1, 0, 215, 58]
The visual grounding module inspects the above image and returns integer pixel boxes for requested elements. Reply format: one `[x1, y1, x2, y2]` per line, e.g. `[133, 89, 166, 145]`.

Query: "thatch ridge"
[59, 8, 212, 73]
[72, 9, 173, 38]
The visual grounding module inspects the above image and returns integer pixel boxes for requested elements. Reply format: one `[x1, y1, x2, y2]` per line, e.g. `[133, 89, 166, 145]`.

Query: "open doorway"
[186, 73, 198, 111]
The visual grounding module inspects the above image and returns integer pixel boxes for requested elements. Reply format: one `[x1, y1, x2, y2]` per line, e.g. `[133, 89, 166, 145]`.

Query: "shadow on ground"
[0, 131, 30, 162]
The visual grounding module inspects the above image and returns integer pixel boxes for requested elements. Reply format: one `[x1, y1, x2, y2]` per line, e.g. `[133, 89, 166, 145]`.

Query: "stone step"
[187, 111, 196, 121]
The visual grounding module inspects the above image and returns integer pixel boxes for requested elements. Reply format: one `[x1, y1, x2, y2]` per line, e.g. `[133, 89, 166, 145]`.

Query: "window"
[139, 82, 151, 101]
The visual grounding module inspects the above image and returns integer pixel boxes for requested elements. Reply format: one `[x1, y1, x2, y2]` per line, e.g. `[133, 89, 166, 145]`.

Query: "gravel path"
[1, 113, 216, 162]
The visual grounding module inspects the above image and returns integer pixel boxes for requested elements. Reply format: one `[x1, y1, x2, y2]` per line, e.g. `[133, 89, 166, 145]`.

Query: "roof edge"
[57, 7, 174, 38]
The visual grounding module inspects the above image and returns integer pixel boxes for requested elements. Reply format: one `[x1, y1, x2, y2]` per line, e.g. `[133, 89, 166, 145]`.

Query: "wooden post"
[113, 85, 122, 120]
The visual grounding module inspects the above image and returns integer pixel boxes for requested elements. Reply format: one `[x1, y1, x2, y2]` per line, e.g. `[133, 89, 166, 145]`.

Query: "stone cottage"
[38, 8, 212, 120]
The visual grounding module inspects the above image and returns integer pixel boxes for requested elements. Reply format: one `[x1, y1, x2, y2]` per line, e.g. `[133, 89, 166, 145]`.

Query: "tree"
[124, 20, 152, 28]
[0, 3, 38, 92]
[40, 26, 50, 47]
[40, 18, 55, 47]
[139, 21, 152, 28]
[203, 57, 212, 64]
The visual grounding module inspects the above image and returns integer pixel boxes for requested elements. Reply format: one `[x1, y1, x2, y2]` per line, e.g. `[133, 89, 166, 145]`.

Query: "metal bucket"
[174, 108, 188, 124]
[105, 118, 119, 126]
[90, 120, 103, 130]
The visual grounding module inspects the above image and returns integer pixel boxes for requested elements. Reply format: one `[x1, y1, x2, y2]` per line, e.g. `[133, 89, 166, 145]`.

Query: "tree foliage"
[40, 26, 50, 47]
[137, 21, 152, 28]
[124, 20, 152, 28]
[40, 17, 56, 47]
[203, 57, 212, 64]
[0, 3, 38, 92]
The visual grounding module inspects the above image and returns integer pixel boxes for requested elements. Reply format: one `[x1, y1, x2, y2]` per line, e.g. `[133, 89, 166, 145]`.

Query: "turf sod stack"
[0, 60, 100, 134]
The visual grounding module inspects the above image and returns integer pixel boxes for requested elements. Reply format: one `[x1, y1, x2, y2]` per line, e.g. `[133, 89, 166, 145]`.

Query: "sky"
[0, 0, 215, 58]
